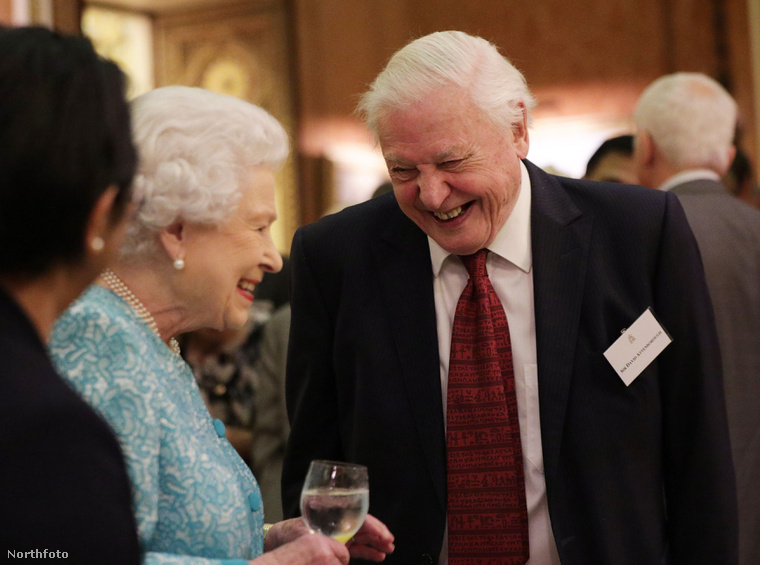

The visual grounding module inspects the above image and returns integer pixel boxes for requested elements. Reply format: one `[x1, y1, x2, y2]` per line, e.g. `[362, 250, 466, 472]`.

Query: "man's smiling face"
[378, 85, 529, 256]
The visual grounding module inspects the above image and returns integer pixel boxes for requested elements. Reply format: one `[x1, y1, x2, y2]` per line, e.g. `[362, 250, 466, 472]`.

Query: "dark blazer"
[0, 287, 140, 563]
[669, 179, 760, 565]
[283, 161, 737, 565]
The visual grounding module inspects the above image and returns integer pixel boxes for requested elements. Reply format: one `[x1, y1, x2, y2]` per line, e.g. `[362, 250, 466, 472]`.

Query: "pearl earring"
[173, 258, 185, 271]
[90, 237, 105, 252]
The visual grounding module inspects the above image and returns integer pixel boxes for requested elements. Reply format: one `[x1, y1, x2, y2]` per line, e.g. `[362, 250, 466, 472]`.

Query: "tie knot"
[460, 248, 489, 279]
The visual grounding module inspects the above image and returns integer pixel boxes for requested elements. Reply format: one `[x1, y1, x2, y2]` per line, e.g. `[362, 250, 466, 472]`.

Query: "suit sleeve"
[655, 192, 738, 564]
[281, 228, 345, 519]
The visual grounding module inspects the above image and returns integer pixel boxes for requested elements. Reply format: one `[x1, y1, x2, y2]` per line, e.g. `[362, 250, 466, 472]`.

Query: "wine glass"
[300, 460, 369, 544]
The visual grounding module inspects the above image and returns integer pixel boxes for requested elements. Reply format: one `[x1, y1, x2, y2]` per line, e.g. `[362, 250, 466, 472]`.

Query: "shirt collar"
[659, 169, 721, 192]
[429, 160, 532, 276]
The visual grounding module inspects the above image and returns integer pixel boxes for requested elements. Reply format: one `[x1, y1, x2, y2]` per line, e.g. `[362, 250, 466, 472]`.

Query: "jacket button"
[248, 491, 261, 511]
[213, 419, 226, 438]
[418, 554, 434, 564]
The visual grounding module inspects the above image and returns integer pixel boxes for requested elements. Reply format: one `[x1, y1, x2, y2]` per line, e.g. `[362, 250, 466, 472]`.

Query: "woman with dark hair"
[0, 26, 140, 562]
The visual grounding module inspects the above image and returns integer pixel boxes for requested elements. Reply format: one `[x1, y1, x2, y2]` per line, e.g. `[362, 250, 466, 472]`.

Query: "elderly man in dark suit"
[283, 31, 737, 564]
[634, 72, 760, 565]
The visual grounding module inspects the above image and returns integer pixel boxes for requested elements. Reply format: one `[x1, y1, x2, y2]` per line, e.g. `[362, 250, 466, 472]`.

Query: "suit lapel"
[526, 161, 592, 480]
[373, 207, 447, 512]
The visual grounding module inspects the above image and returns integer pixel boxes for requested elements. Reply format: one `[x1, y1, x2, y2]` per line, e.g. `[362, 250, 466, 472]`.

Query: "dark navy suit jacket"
[0, 287, 140, 563]
[282, 161, 737, 565]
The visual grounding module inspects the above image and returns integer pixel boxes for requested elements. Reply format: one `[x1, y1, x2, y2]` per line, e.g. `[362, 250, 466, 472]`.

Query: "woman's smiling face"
[181, 167, 283, 330]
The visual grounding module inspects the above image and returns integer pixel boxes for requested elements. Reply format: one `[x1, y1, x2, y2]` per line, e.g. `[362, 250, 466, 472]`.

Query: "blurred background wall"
[2, 0, 758, 252]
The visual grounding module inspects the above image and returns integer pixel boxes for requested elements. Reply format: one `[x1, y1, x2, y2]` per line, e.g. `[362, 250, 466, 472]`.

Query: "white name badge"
[603, 308, 673, 386]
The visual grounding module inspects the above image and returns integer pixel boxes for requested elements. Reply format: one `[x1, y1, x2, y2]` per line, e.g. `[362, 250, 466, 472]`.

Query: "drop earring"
[90, 237, 105, 252]
[173, 258, 185, 271]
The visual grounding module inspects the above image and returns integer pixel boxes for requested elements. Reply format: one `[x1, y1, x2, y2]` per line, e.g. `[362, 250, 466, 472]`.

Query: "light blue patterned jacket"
[50, 286, 264, 565]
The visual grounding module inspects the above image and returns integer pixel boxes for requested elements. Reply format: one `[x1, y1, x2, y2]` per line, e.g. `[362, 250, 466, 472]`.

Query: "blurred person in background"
[372, 181, 394, 199]
[723, 146, 760, 209]
[251, 302, 292, 523]
[583, 134, 637, 184]
[0, 26, 140, 562]
[634, 72, 760, 565]
[49, 85, 394, 565]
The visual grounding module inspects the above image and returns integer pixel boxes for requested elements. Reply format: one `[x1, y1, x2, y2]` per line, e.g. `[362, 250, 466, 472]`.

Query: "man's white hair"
[634, 72, 737, 173]
[356, 30, 536, 136]
[122, 85, 289, 260]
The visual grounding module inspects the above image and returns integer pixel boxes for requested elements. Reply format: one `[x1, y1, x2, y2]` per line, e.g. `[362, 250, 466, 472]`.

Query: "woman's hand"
[346, 514, 395, 562]
[253, 533, 349, 565]
[263, 517, 311, 551]
[264, 515, 394, 562]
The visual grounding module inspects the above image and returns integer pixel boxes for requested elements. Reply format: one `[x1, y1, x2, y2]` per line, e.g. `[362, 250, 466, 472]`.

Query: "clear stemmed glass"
[300, 460, 369, 544]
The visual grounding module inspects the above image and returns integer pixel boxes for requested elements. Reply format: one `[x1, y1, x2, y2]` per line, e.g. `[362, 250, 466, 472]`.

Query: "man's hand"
[346, 513, 395, 562]
[264, 514, 395, 562]
[255, 532, 349, 565]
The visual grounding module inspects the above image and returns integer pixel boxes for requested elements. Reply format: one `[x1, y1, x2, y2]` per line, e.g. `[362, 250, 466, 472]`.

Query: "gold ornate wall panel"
[723, 0, 757, 157]
[751, 0, 760, 166]
[293, 0, 754, 119]
[83, 6, 154, 99]
[0, 0, 11, 23]
[154, 1, 298, 254]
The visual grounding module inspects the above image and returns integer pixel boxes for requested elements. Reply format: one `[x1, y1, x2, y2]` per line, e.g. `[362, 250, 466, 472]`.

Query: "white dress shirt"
[431, 161, 561, 565]
[659, 169, 721, 191]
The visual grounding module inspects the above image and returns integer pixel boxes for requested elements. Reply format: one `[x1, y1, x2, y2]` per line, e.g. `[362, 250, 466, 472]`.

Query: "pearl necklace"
[101, 269, 181, 357]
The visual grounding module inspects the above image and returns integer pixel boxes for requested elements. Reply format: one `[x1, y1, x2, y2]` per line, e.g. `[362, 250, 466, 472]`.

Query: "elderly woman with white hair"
[49, 86, 394, 565]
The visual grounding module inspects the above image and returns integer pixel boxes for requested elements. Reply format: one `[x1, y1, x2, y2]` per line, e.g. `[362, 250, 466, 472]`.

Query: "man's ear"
[160, 221, 186, 264]
[722, 145, 737, 176]
[512, 103, 530, 159]
[637, 131, 655, 167]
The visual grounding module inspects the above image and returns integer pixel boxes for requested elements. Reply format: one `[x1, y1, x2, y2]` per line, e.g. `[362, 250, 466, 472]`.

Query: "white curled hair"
[122, 85, 289, 260]
[356, 30, 536, 136]
[634, 73, 737, 174]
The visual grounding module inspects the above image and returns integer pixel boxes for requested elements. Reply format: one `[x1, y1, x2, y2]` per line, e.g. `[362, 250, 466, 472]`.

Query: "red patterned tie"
[446, 249, 529, 564]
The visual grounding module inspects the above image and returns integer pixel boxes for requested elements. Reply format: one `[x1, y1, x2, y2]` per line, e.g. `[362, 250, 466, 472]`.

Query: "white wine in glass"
[300, 460, 369, 544]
